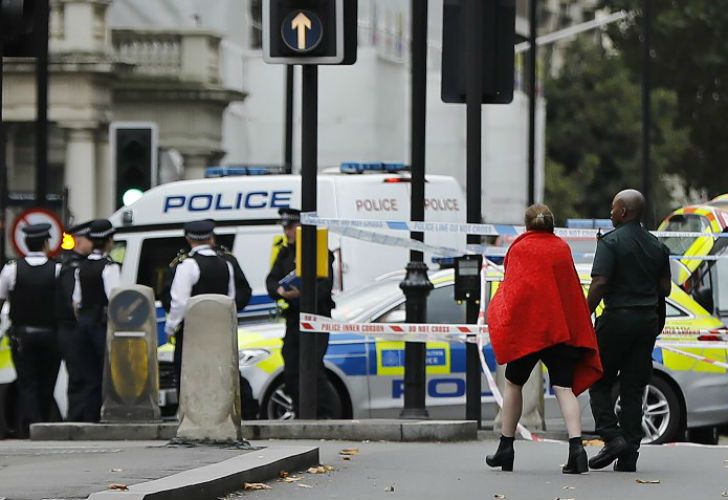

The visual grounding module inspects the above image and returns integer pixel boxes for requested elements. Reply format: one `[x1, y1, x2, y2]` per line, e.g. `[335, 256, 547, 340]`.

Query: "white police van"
[107, 163, 467, 337]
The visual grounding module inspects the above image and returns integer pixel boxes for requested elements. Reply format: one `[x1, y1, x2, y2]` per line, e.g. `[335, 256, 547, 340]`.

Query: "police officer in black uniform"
[55, 221, 93, 421]
[165, 220, 235, 396]
[73, 219, 120, 422]
[587, 189, 672, 472]
[0, 224, 61, 437]
[265, 208, 336, 418]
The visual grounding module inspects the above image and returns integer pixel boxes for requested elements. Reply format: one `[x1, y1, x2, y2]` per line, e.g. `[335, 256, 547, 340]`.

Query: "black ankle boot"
[562, 437, 588, 474]
[614, 451, 639, 472]
[486, 436, 515, 471]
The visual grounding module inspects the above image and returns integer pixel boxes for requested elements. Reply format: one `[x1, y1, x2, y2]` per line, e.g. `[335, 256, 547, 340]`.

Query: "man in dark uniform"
[0, 224, 61, 437]
[55, 221, 93, 421]
[73, 219, 120, 422]
[587, 189, 672, 472]
[165, 220, 235, 396]
[265, 208, 336, 418]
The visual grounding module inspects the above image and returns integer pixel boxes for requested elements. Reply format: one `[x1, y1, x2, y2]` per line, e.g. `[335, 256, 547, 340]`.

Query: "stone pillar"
[64, 127, 97, 221]
[95, 127, 113, 217]
[176, 295, 242, 442]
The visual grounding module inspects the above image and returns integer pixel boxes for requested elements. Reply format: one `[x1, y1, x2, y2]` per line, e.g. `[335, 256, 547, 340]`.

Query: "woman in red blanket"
[485, 204, 602, 474]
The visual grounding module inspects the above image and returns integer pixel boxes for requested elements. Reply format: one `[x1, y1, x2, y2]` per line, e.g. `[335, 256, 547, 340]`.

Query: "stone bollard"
[176, 294, 242, 442]
[101, 286, 161, 422]
[493, 362, 545, 432]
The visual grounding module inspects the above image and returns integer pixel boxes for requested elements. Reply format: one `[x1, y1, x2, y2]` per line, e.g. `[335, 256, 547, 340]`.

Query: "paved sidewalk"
[226, 439, 728, 500]
[0, 440, 316, 500]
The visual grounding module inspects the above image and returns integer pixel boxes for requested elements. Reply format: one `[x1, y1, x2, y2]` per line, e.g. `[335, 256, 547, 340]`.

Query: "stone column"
[64, 127, 97, 221]
[95, 127, 113, 217]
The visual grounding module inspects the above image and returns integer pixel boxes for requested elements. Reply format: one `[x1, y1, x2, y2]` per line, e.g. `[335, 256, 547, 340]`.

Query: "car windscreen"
[332, 279, 402, 323]
[659, 214, 708, 255]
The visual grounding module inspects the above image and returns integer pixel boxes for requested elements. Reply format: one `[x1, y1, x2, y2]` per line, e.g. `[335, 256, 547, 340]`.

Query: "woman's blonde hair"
[524, 203, 555, 232]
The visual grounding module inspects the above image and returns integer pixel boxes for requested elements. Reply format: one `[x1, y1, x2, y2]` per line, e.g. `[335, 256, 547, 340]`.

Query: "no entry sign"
[11, 208, 64, 257]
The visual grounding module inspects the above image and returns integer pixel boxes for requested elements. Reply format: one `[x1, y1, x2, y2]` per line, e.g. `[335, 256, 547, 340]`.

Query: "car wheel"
[687, 426, 719, 445]
[615, 375, 682, 444]
[261, 376, 343, 420]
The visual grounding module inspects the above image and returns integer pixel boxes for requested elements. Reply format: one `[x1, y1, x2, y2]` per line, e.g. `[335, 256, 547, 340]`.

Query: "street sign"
[282, 10, 323, 53]
[263, 0, 357, 65]
[11, 207, 63, 257]
[441, 0, 516, 104]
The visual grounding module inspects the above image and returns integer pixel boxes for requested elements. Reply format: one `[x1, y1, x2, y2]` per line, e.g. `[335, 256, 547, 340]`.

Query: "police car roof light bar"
[205, 165, 287, 178]
[340, 162, 410, 174]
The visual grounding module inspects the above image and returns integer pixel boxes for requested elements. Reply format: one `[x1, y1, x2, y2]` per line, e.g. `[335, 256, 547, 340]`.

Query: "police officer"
[166, 220, 235, 396]
[55, 221, 93, 421]
[72, 219, 121, 422]
[0, 224, 62, 437]
[587, 189, 672, 472]
[265, 208, 335, 418]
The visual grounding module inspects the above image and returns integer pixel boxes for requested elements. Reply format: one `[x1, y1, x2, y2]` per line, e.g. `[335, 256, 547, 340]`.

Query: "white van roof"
[109, 173, 463, 230]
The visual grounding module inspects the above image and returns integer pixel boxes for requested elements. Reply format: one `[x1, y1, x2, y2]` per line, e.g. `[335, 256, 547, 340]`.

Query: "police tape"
[658, 345, 728, 371]
[301, 212, 728, 240]
[299, 313, 488, 344]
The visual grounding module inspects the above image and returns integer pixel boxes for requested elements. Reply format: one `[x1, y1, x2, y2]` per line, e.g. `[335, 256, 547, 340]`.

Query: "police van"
[107, 163, 467, 334]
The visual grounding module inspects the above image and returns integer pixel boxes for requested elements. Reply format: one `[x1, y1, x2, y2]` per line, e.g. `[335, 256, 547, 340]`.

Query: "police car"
[156, 265, 727, 444]
[657, 197, 728, 328]
[107, 163, 467, 341]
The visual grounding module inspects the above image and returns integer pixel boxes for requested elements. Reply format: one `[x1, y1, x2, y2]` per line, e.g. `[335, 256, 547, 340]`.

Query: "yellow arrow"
[291, 12, 312, 50]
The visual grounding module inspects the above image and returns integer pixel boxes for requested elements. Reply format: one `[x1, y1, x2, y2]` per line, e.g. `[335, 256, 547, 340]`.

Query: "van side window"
[426, 285, 466, 324]
[137, 235, 235, 299]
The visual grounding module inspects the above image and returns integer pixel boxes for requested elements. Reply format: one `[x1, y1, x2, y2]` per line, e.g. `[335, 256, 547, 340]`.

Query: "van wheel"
[687, 426, 719, 445]
[615, 375, 682, 444]
[261, 376, 343, 420]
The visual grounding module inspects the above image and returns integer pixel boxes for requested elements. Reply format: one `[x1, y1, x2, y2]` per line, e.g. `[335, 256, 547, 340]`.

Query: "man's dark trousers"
[57, 320, 87, 421]
[76, 308, 108, 423]
[281, 315, 333, 418]
[9, 327, 61, 436]
[589, 308, 659, 450]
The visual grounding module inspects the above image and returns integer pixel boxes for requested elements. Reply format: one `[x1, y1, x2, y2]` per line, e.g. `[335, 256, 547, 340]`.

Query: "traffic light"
[0, 0, 36, 56]
[263, 0, 357, 65]
[112, 123, 158, 209]
[441, 0, 516, 104]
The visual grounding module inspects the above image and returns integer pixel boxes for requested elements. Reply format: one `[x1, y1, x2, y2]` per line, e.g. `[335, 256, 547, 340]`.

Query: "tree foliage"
[544, 39, 689, 223]
[602, 0, 728, 197]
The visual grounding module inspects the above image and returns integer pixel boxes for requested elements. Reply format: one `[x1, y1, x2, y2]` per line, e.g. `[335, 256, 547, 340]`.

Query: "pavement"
[224, 439, 728, 500]
[0, 440, 318, 500]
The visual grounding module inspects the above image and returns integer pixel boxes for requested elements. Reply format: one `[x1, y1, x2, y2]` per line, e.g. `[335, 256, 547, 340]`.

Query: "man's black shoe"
[588, 436, 630, 470]
[613, 451, 639, 472]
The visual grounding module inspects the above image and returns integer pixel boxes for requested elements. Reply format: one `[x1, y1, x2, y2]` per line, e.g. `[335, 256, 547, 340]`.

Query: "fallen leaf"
[307, 465, 334, 474]
[297, 484, 313, 489]
[635, 479, 661, 484]
[554, 498, 575, 500]
[244, 483, 272, 491]
[281, 476, 303, 483]
[385, 485, 395, 492]
[721, 491, 728, 497]
[110, 468, 123, 473]
[582, 439, 604, 447]
[562, 486, 576, 490]
[494, 495, 506, 499]
[341, 455, 352, 461]
[340, 448, 360, 456]
[279, 471, 289, 479]
[108, 484, 129, 491]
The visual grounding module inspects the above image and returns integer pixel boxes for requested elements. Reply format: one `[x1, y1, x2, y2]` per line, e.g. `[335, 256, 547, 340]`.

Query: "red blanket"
[487, 231, 603, 395]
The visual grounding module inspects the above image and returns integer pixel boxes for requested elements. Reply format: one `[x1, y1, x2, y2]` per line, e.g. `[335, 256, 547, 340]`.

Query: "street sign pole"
[0, 42, 7, 264]
[299, 64, 319, 420]
[527, 0, 537, 206]
[35, 0, 49, 208]
[641, 0, 653, 227]
[464, 0, 483, 426]
[284, 65, 294, 174]
[400, 0, 432, 420]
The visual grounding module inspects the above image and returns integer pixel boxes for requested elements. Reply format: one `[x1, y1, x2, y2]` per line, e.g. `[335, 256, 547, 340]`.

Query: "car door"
[366, 283, 474, 418]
